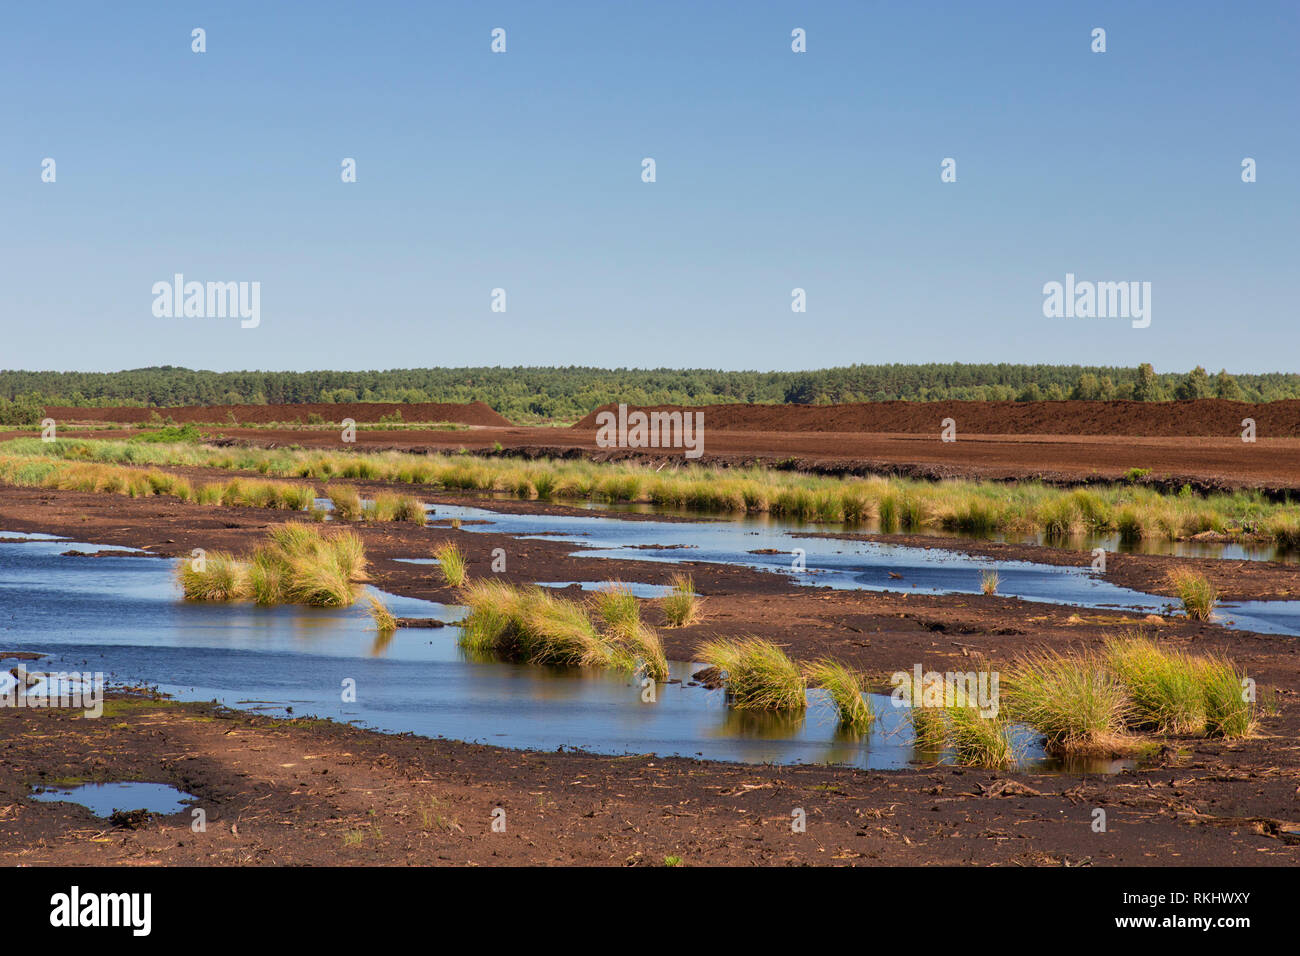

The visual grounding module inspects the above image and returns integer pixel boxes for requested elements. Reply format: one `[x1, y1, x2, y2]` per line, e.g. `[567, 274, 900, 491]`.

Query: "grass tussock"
[1104, 632, 1255, 738]
[999, 634, 1257, 755]
[327, 484, 362, 520]
[660, 573, 702, 627]
[433, 542, 466, 587]
[366, 592, 397, 633]
[591, 582, 639, 631]
[618, 620, 669, 682]
[1167, 568, 1217, 620]
[368, 491, 426, 523]
[945, 703, 1018, 770]
[176, 523, 368, 607]
[1003, 651, 1131, 754]
[456, 579, 668, 680]
[980, 569, 999, 595]
[806, 659, 873, 732]
[177, 551, 243, 601]
[906, 679, 1019, 769]
[695, 638, 806, 711]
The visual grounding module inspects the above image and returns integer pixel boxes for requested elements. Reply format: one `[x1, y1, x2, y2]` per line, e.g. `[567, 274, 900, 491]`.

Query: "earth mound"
[572, 399, 1300, 437]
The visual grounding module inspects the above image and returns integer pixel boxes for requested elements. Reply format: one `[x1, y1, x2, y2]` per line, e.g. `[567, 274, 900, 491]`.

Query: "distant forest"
[1, 364, 1297, 424]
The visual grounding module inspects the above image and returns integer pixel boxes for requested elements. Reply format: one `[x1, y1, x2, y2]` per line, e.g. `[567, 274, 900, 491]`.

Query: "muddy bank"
[1, 692, 1296, 866]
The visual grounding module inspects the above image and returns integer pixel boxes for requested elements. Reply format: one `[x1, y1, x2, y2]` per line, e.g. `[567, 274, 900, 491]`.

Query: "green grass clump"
[366, 592, 398, 633]
[327, 484, 362, 520]
[945, 701, 1018, 770]
[908, 704, 948, 754]
[660, 573, 701, 627]
[177, 551, 243, 601]
[457, 579, 525, 655]
[433, 542, 466, 587]
[196, 482, 223, 505]
[176, 523, 367, 608]
[588, 584, 668, 681]
[531, 471, 557, 500]
[519, 590, 615, 668]
[591, 582, 639, 631]
[980, 569, 999, 595]
[1167, 568, 1217, 620]
[1104, 632, 1255, 738]
[391, 495, 426, 523]
[1264, 512, 1300, 549]
[1199, 656, 1256, 738]
[1003, 651, 1131, 754]
[455, 580, 652, 675]
[216, 477, 316, 511]
[806, 659, 873, 732]
[278, 483, 318, 511]
[129, 424, 203, 444]
[696, 638, 806, 711]
[266, 525, 366, 607]
[616, 620, 669, 682]
[1103, 634, 1205, 734]
[905, 678, 1019, 768]
[366, 491, 425, 522]
[246, 552, 284, 605]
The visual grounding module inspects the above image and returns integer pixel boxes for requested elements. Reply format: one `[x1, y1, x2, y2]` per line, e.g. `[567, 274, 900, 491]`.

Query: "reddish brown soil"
[576, 399, 1300, 437]
[43, 401, 512, 427]
[3, 692, 1296, 867]
[1, 478, 1298, 865]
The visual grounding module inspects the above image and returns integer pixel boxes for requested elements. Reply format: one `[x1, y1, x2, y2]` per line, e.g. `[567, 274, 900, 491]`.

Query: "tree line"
[0, 363, 1296, 424]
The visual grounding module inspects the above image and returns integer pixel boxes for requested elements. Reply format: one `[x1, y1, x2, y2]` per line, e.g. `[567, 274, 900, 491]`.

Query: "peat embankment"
[574, 399, 1300, 437]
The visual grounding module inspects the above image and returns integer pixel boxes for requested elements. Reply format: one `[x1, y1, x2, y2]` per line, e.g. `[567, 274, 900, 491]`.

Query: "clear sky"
[2, 1, 1296, 374]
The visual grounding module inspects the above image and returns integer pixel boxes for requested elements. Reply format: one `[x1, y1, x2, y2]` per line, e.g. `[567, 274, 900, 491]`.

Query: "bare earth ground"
[1, 471, 1298, 866]
[2, 692, 1295, 867]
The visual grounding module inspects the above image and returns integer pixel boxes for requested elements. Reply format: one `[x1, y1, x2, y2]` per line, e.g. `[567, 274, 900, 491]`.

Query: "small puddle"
[29, 782, 195, 817]
[537, 581, 676, 598]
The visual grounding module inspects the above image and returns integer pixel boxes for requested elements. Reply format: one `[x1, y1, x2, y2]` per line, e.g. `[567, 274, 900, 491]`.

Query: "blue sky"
[2, 1, 1296, 373]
